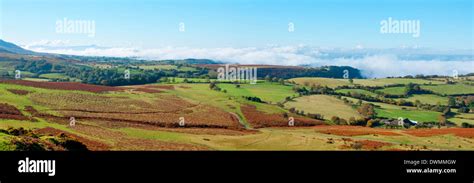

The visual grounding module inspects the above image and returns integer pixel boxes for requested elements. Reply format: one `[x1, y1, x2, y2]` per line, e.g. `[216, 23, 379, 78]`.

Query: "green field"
[335, 89, 378, 97]
[451, 113, 474, 126]
[285, 95, 362, 120]
[421, 84, 474, 95]
[377, 87, 406, 95]
[340, 96, 440, 123]
[449, 117, 474, 126]
[404, 94, 449, 105]
[290, 77, 353, 88]
[169, 83, 287, 115]
[217, 82, 296, 104]
[0, 61, 16, 72]
[349, 78, 444, 86]
[376, 108, 440, 123]
[39, 73, 81, 82]
[1, 76, 474, 151]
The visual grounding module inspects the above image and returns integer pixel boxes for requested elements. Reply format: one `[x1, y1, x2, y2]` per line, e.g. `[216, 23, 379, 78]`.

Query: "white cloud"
[314, 55, 474, 78]
[24, 42, 474, 78]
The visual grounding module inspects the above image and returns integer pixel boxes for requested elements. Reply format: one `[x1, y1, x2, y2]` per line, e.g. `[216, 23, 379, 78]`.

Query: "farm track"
[240, 130, 274, 148]
[229, 112, 248, 129]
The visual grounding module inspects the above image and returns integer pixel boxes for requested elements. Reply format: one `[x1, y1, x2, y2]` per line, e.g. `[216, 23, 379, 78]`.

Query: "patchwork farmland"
[0, 39, 473, 151]
[1, 73, 474, 151]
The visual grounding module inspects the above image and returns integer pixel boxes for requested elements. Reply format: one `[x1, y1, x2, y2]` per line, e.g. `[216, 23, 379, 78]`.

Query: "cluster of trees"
[257, 66, 362, 79]
[288, 107, 324, 120]
[292, 85, 335, 96]
[461, 122, 474, 128]
[15, 59, 64, 74]
[159, 77, 177, 83]
[412, 100, 455, 114]
[329, 98, 386, 127]
[10, 57, 213, 86]
[336, 85, 382, 92]
[329, 116, 371, 126]
[64, 67, 165, 86]
[264, 75, 285, 84]
[333, 85, 467, 115]
[452, 96, 474, 113]
[330, 116, 348, 125]
[63, 65, 209, 86]
[404, 83, 432, 96]
[357, 103, 377, 119]
[242, 96, 264, 103]
[435, 106, 455, 127]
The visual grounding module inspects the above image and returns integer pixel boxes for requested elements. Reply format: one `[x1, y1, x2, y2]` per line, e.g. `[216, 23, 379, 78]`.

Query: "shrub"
[461, 122, 474, 128]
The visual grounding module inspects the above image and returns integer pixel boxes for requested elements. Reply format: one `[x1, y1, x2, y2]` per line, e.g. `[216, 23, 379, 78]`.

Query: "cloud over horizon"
[23, 42, 474, 78]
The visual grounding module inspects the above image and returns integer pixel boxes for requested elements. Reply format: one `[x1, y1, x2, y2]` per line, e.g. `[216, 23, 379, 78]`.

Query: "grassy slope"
[168, 83, 291, 128]
[0, 132, 15, 150]
[285, 95, 362, 120]
[404, 94, 448, 105]
[377, 87, 405, 95]
[421, 84, 474, 95]
[217, 82, 296, 104]
[1, 78, 473, 150]
[117, 126, 474, 150]
[341, 96, 440, 122]
[335, 89, 378, 97]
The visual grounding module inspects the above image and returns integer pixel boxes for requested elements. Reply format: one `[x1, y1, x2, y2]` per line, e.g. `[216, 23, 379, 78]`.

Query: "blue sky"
[0, 0, 472, 49]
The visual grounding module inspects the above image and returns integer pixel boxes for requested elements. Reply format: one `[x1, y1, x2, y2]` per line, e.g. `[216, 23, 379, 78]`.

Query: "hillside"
[1, 76, 474, 151]
[1, 39, 474, 151]
[0, 40, 363, 85]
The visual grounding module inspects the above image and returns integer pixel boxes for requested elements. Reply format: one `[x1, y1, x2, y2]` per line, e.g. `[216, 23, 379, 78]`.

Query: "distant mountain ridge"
[0, 39, 38, 55]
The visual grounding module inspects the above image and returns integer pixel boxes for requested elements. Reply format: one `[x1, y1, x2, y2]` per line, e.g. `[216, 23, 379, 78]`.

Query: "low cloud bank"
[24, 42, 473, 78]
[313, 55, 474, 78]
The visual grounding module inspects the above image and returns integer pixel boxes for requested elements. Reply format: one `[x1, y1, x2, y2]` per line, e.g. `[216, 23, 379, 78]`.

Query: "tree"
[461, 122, 474, 128]
[414, 100, 422, 108]
[278, 78, 285, 85]
[264, 75, 271, 82]
[458, 107, 470, 113]
[448, 97, 456, 107]
[442, 107, 453, 117]
[272, 77, 278, 82]
[357, 103, 376, 119]
[349, 117, 356, 125]
[366, 119, 375, 127]
[331, 116, 341, 125]
[209, 82, 217, 90]
[289, 107, 296, 113]
[438, 115, 447, 126]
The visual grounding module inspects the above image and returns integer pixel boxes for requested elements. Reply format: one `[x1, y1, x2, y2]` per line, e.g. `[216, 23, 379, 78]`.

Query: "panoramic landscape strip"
[0, 39, 473, 151]
[0, 0, 473, 152]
